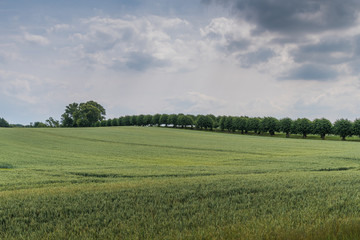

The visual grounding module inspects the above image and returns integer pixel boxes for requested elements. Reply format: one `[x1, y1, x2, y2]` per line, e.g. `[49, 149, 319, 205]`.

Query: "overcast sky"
[1, 0, 360, 124]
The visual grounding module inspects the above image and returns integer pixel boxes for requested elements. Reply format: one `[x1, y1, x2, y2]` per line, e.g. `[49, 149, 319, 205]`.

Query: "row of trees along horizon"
[0, 101, 359, 140]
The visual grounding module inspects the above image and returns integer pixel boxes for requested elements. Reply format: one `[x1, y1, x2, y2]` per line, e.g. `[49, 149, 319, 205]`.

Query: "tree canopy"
[61, 101, 106, 127]
[333, 119, 353, 140]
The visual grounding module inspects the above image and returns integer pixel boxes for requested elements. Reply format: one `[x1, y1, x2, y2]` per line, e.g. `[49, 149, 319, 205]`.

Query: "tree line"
[94, 113, 358, 140]
[6, 101, 360, 141]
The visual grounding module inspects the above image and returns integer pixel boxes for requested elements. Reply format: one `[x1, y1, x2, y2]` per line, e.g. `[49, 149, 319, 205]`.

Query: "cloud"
[47, 24, 71, 33]
[200, 17, 253, 53]
[24, 32, 49, 46]
[291, 38, 353, 65]
[204, 0, 360, 35]
[66, 16, 198, 72]
[282, 64, 338, 81]
[0, 70, 41, 104]
[237, 48, 275, 67]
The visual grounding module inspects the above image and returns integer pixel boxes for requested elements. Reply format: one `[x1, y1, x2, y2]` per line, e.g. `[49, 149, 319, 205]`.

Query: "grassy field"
[1, 127, 360, 239]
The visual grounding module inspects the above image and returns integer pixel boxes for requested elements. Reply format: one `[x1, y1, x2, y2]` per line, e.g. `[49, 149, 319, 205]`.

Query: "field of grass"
[1, 126, 360, 239]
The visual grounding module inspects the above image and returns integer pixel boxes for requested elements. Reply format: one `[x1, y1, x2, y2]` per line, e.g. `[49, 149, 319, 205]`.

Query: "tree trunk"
[286, 132, 290, 138]
[321, 134, 325, 140]
[342, 136, 346, 140]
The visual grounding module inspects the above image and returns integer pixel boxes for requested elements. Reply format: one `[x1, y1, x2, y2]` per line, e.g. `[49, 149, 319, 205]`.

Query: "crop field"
[1, 127, 360, 239]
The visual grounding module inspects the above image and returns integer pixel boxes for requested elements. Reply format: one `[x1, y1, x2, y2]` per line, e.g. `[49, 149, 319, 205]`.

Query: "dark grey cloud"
[203, 0, 360, 35]
[282, 64, 338, 81]
[292, 38, 353, 65]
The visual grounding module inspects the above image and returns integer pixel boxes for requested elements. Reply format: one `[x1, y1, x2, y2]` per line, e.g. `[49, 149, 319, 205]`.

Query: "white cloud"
[23, 32, 49, 46]
[64, 15, 201, 72]
[47, 24, 71, 33]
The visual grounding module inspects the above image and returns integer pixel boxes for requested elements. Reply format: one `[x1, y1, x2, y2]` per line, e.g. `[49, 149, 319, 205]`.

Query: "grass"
[1, 127, 360, 239]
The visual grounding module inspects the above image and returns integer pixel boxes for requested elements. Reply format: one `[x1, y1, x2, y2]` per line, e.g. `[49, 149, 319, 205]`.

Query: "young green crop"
[1, 127, 360, 239]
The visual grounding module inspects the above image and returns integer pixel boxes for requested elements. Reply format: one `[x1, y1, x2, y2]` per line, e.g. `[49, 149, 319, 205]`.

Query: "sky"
[1, 0, 360, 124]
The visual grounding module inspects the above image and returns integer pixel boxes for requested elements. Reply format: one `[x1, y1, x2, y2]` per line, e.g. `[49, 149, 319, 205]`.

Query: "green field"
[1, 127, 360, 239]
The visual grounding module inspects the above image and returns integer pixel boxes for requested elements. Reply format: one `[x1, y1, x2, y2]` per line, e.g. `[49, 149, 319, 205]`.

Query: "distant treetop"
[61, 101, 106, 127]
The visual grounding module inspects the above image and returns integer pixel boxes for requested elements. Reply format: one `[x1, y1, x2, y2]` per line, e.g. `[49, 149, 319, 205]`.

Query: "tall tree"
[333, 119, 353, 140]
[293, 118, 313, 138]
[279, 118, 293, 138]
[313, 118, 332, 140]
[233, 116, 248, 134]
[61, 101, 105, 127]
[196, 115, 213, 130]
[178, 115, 194, 128]
[261, 117, 279, 136]
[77, 101, 106, 127]
[61, 102, 79, 127]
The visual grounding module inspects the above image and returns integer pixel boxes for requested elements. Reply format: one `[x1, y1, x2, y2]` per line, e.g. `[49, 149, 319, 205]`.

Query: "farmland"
[1, 127, 360, 239]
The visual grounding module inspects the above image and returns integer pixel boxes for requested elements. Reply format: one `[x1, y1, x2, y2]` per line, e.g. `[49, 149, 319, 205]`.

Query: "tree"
[293, 118, 313, 138]
[313, 118, 332, 140]
[178, 115, 194, 128]
[46, 117, 59, 128]
[130, 115, 138, 126]
[279, 118, 293, 138]
[61, 102, 79, 127]
[61, 101, 106, 127]
[137, 115, 145, 126]
[225, 116, 235, 132]
[152, 114, 161, 126]
[100, 120, 107, 127]
[121, 116, 131, 126]
[112, 118, 119, 126]
[33, 121, 47, 128]
[207, 114, 217, 129]
[0, 117, 10, 127]
[261, 117, 279, 136]
[168, 114, 178, 127]
[159, 114, 169, 127]
[233, 116, 248, 134]
[107, 119, 112, 126]
[248, 117, 261, 134]
[196, 115, 213, 130]
[219, 116, 226, 131]
[144, 115, 153, 126]
[333, 119, 353, 140]
[353, 119, 360, 138]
